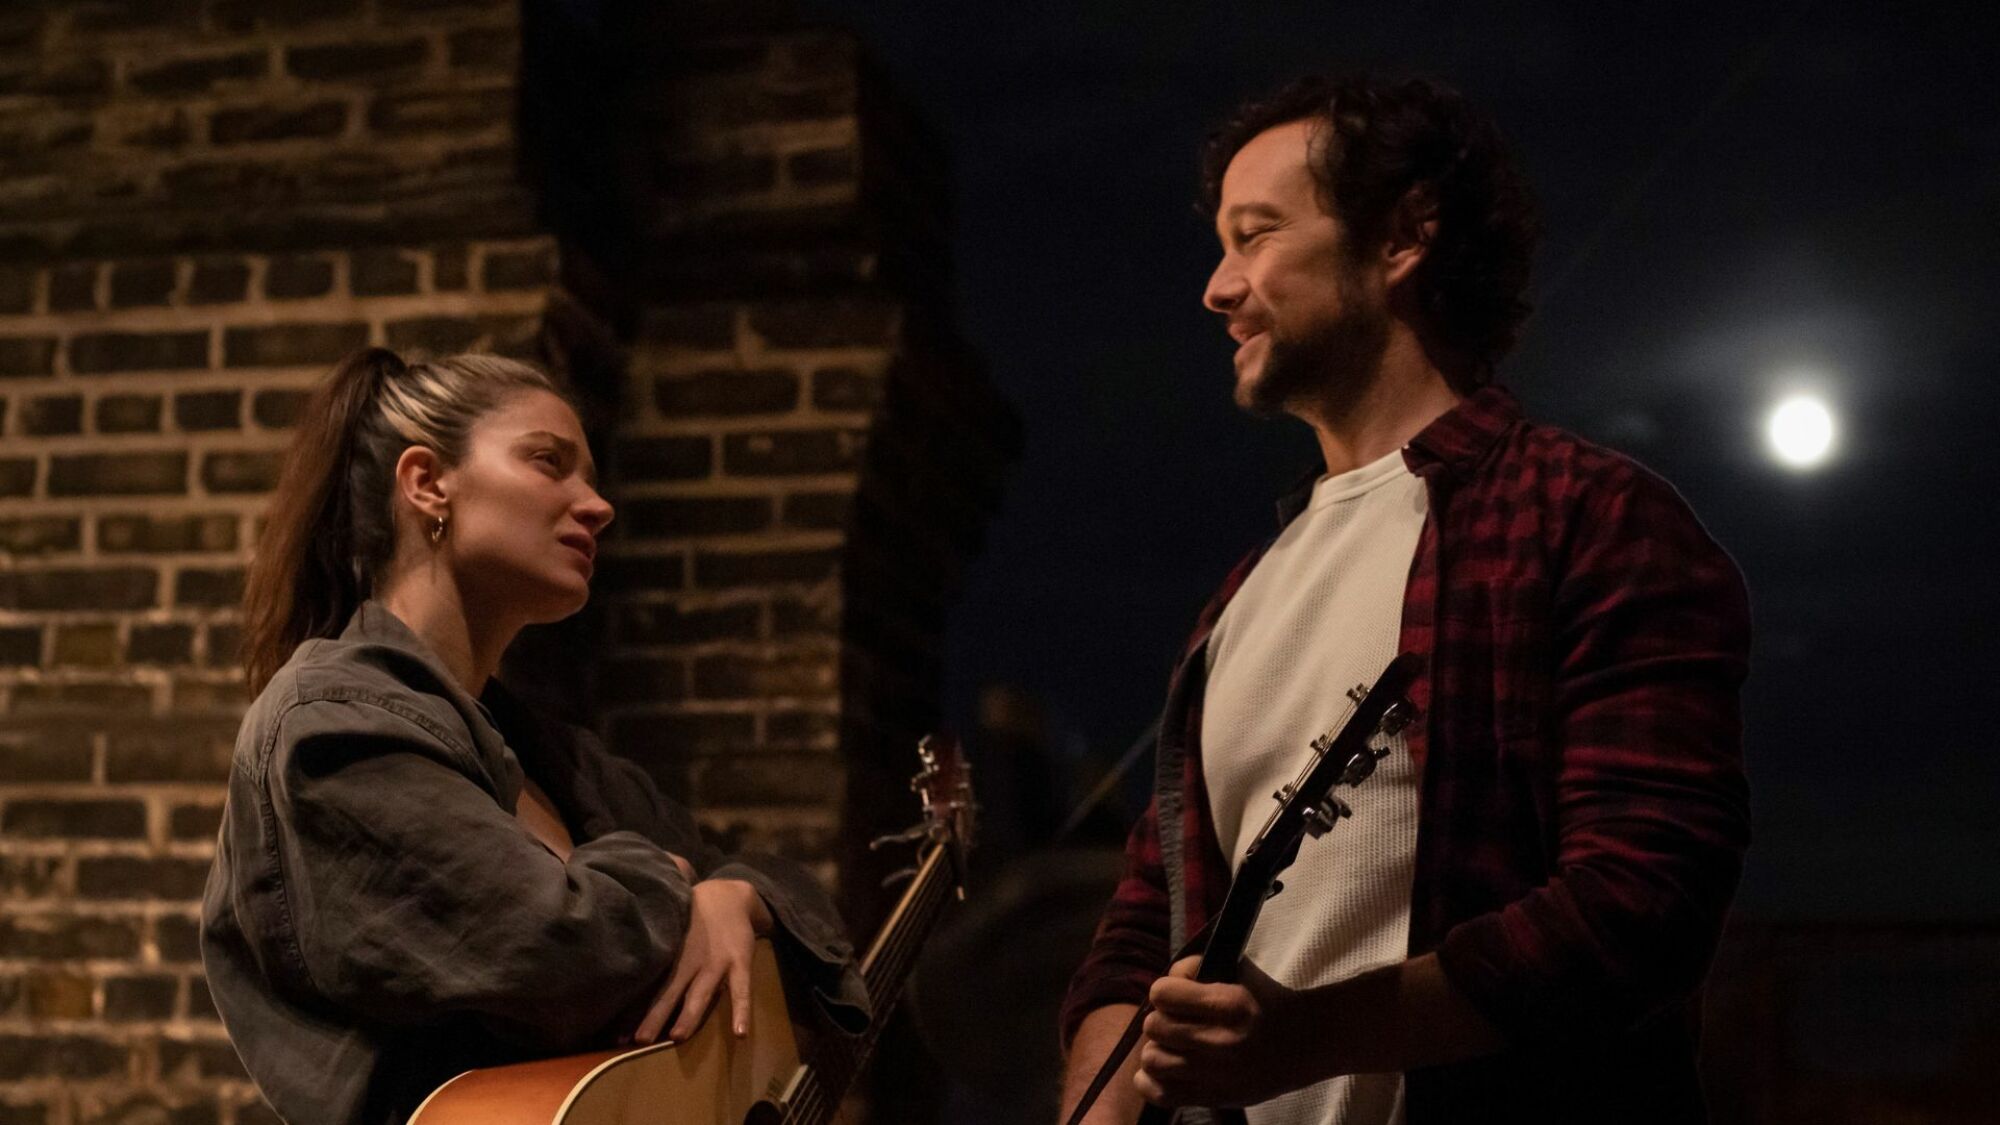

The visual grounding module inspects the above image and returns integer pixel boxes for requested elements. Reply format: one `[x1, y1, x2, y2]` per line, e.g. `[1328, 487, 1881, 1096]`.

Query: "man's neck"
[1294, 335, 1463, 477]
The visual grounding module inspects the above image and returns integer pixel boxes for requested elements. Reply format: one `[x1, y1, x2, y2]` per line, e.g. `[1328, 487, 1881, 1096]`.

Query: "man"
[1058, 74, 1751, 1125]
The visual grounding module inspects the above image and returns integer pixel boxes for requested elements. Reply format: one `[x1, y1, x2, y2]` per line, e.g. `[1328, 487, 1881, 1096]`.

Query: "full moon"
[1765, 394, 1837, 469]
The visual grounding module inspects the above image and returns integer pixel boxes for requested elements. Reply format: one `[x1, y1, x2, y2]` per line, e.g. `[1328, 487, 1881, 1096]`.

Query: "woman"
[200, 348, 865, 1124]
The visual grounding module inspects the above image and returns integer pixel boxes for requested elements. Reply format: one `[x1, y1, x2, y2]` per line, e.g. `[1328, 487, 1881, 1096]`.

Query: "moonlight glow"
[1765, 394, 1836, 469]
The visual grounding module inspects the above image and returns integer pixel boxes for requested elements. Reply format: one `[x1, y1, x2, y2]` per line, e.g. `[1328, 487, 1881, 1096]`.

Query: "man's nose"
[1203, 257, 1245, 313]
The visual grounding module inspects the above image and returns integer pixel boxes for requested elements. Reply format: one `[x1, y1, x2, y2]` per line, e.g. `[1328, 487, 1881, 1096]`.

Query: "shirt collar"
[1274, 383, 1522, 526]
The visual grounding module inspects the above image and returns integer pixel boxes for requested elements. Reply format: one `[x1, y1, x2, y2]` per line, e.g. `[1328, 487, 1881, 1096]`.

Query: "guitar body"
[409, 940, 850, 1125]
[414, 734, 975, 1125]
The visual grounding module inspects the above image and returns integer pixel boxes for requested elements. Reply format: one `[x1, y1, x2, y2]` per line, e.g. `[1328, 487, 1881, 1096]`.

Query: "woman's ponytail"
[240, 347, 404, 697]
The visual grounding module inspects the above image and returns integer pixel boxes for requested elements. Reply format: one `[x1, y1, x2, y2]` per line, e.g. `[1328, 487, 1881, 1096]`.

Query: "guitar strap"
[1062, 916, 1220, 1125]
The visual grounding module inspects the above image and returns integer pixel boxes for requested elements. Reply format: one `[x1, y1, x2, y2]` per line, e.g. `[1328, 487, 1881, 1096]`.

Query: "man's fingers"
[667, 968, 722, 1043]
[1142, 1008, 1238, 1054]
[1135, 1042, 1193, 1106]
[1149, 977, 1254, 1026]
[1167, 954, 1201, 979]
[1133, 1065, 1164, 1105]
[1133, 1065, 1167, 1105]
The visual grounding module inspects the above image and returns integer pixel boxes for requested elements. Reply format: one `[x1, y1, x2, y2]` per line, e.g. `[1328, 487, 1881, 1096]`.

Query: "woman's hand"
[666, 851, 695, 882]
[632, 878, 775, 1045]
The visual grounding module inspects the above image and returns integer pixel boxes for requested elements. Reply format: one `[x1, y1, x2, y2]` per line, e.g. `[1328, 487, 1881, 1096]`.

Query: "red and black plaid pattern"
[1061, 386, 1751, 1120]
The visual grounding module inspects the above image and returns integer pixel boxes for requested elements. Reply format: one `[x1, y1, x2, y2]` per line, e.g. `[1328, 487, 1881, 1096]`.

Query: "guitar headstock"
[911, 733, 977, 853]
[1246, 652, 1422, 859]
[871, 734, 979, 896]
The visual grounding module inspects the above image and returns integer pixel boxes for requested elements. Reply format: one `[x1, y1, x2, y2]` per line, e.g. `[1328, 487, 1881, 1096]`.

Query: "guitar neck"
[1193, 852, 1278, 984]
[783, 841, 959, 1124]
[860, 842, 956, 998]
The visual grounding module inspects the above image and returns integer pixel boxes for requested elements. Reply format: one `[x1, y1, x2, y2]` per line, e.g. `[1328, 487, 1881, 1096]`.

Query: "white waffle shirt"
[1201, 447, 1427, 1125]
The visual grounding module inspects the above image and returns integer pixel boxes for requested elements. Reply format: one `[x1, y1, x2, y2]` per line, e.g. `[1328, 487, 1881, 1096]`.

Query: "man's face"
[1203, 118, 1389, 416]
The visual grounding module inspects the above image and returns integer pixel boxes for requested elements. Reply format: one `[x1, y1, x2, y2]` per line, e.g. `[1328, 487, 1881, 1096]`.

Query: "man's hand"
[1134, 955, 1325, 1108]
[631, 878, 774, 1045]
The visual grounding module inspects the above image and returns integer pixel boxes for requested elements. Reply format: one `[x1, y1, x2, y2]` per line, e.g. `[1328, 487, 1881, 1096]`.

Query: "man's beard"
[1234, 283, 1392, 419]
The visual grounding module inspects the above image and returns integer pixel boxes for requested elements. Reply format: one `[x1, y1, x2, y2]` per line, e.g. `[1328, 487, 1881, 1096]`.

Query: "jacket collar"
[1275, 384, 1522, 526]
[337, 598, 523, 790]
[340, 598, 470, 694]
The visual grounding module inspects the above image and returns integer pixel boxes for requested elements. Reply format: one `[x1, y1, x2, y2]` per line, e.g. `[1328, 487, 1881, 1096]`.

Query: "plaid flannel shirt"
[1060, 386, 1752, 1123]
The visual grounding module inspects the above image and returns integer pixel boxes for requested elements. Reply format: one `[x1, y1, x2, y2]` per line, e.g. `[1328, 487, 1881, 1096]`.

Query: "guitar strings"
[786, 850, 958, 1123]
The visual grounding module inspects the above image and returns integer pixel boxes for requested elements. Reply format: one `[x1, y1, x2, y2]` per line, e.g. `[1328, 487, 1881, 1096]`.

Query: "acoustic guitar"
[410, 735, 976, 1125]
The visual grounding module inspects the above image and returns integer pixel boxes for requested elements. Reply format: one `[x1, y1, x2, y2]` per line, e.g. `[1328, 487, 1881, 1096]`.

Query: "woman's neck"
[377, 578, 515, 698]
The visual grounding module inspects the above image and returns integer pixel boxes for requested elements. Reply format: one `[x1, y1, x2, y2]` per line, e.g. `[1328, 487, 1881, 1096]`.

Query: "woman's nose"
[578, 489, 614, 533]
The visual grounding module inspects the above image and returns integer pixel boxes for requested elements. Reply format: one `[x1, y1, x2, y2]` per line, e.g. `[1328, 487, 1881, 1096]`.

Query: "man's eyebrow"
[1222, 202, 1284, 225]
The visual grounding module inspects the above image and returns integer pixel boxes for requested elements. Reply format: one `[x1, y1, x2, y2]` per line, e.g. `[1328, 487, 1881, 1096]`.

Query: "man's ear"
[393, 444, 450, 524]
[1381, 184, 1438, 290]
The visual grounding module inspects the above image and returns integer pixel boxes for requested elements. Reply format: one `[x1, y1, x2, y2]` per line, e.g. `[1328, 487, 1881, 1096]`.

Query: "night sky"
[797, 0, 2000, 922]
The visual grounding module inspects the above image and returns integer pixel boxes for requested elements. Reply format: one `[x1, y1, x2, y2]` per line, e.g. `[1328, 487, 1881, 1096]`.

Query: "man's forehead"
[1219, 119, 1322, 211]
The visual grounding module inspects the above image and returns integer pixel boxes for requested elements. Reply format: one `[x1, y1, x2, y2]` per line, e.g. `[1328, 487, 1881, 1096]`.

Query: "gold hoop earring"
[428, 514, 447, 546]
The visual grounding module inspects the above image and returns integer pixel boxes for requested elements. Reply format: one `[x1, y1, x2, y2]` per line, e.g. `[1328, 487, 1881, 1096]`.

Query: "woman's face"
[438, 388, 614, 623]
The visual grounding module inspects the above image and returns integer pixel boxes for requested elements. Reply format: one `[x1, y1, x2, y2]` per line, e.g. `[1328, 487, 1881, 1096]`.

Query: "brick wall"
[561, 19, 1019, 921]
[0, 2, 1014, 1122]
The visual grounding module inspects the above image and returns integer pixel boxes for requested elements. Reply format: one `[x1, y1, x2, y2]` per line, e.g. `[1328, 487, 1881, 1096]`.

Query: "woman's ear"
[393, 445, 449, 524]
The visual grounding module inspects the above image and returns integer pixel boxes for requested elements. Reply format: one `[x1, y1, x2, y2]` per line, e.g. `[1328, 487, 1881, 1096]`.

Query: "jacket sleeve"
[561, 723, 870, 1027]
[1058, 791, 1173, 1053]
[1433, 467, 1753, 1040]
[261, 697, 693, 1051]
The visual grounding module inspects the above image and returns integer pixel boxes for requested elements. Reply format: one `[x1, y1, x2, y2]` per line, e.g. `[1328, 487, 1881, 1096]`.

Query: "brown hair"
[240, 348, 571, 696]
[1200, 73, 1540, 387]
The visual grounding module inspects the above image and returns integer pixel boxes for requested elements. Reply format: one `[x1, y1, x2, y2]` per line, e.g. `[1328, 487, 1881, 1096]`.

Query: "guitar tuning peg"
[880, 866, 917, 890]
[1378, 699, 1417, 736]
[1302, 796, 1352, 838]
[1341, 747, 1389, 786]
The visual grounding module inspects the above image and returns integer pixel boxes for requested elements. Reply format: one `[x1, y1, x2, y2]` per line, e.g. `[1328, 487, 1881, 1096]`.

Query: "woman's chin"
[514, 573, 592, 624]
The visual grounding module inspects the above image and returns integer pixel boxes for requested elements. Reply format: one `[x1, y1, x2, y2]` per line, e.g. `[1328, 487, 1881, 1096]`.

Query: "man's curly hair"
[1200, 74, 1539, 387]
